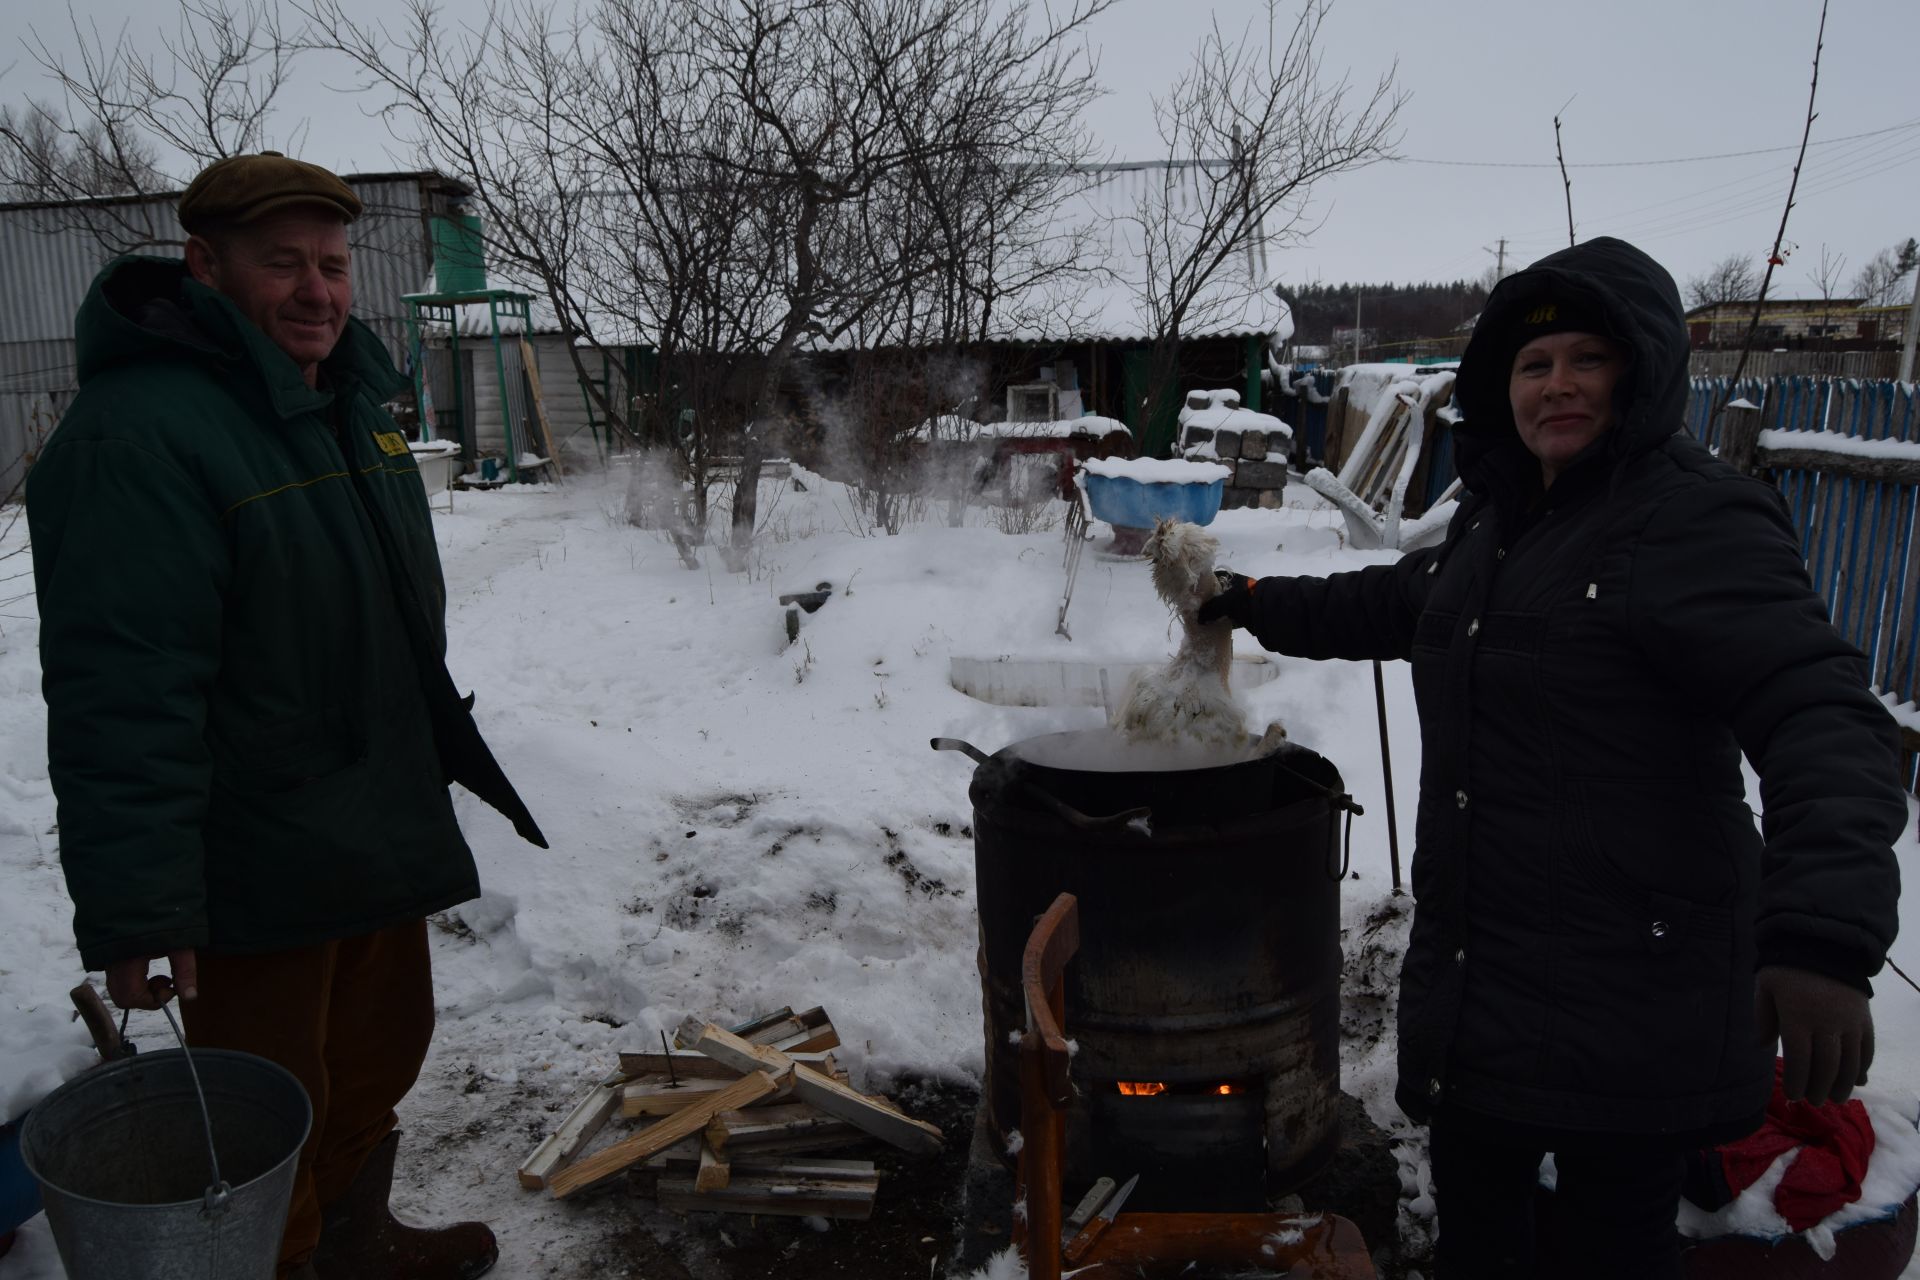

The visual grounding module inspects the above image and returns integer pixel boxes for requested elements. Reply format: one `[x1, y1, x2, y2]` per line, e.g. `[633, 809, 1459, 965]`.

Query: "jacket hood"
[75, 254, 407, 413]
[1452, 237, 1690, 494]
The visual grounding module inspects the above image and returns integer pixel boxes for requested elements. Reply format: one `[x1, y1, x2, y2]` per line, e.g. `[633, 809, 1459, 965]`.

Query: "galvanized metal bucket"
[18, 1031, 309, 1280]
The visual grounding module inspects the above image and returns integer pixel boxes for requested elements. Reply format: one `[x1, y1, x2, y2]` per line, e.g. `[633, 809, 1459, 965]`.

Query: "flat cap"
[178, 150, 363, 233]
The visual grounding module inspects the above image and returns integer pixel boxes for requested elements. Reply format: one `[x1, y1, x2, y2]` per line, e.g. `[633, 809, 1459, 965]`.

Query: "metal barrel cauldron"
[963, 730, 1350, 1210]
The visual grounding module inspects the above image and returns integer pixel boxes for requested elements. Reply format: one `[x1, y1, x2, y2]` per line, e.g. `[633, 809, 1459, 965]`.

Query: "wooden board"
[690, 1024, 943, 1154]
[517, 1077, 624, 1190]
[656, 1158, 879, 1221]
[617, 1048, 836, 1080]
[681, 1006, 840, 1055]
[621, 1076, 789, 1117]
[695, 1137, 730, 1192]
[1084, 1210, 1377, 1278]
[547, 1070, 782, 1198]
[516, 337, 562, 477]
[707, 1102, 861, 1155]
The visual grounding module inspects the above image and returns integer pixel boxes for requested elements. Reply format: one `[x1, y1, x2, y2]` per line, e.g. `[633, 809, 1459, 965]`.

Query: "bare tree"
[307, 0, 1109, 561]
[1685, 253, 1760, 310]
[5, 0, 306, 251]
[1716, 0, 1827, 410]
[0, 98, 162, 200]
[1804, 244, 1847, 348]
[1853, 239, 1919, 311]
[1120, 0, 1402, 455]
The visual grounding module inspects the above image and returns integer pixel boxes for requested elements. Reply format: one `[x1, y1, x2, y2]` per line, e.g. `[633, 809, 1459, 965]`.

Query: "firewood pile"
[516, 1006, 943, 1220]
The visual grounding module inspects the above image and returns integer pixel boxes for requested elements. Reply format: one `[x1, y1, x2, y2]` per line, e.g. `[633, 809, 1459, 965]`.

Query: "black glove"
[1198, 570, 1258, 630]
[1755, 965, 1874, 1106]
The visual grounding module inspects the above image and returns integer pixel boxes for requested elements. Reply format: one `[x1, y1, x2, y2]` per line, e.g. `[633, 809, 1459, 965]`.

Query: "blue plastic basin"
[0, 1122, 40, 1236]
[1082, 472, 1225, 528]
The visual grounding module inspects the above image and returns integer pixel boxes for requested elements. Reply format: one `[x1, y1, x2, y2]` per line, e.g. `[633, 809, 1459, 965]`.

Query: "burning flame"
[1113, 1081, 1244, 1097]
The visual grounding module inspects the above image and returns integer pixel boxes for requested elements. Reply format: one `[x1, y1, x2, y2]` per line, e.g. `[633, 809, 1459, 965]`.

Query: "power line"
[1402, 118, 1920, 170]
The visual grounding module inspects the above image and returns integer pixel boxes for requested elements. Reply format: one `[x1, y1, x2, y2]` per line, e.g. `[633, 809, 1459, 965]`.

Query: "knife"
[1062, 1172, 1139, 1263]
[1063, 1176, 1116, 1239]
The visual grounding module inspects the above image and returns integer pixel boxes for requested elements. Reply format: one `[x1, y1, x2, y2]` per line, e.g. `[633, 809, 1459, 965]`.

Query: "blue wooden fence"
[1690, 379, 1920, 755]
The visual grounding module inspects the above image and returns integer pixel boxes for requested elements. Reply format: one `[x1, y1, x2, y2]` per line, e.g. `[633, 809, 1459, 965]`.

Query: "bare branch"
[1717, 0, 1828, 410]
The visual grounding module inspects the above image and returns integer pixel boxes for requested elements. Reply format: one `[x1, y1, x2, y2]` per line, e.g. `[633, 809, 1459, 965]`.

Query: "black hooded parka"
[1243, 237, 1904, 1138]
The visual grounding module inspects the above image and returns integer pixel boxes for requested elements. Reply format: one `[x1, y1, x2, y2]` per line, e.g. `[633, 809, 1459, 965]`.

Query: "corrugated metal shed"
[0, 201, 182, 348]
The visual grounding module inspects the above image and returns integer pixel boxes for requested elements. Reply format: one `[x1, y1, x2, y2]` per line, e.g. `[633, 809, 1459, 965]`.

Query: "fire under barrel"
[965, 729, 1352, 1212]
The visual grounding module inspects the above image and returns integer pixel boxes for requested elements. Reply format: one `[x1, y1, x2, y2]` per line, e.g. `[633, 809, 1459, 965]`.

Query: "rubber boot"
[312, 1130, 497, 1279]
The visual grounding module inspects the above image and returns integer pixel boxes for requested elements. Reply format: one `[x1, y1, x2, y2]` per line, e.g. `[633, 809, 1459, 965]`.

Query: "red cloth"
[1719, 1058, 1877, 1231]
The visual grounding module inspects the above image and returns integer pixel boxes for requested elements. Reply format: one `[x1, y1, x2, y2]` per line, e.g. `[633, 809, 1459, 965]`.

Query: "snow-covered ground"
[3, 468, 1919, 1277]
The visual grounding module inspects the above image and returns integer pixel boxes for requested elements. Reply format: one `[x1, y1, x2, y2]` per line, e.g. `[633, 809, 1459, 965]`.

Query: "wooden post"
[1721, 399, 1765, 477]
[1322, 384, 1352, 473]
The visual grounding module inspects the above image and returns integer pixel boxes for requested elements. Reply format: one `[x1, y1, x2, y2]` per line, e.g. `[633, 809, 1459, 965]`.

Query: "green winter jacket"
[29, 256, 543, 970]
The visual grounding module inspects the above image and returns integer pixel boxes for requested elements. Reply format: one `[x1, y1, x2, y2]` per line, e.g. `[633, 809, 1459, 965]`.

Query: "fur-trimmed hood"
[1452, 237, 1691, 501]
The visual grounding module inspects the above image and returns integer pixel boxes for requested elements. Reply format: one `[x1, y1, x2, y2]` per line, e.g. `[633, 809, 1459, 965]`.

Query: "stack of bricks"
[1177, 391, 1293, 510]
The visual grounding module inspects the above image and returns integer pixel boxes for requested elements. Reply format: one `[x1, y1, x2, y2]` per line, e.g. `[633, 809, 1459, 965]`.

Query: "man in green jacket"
[28, 153, 544, 1280]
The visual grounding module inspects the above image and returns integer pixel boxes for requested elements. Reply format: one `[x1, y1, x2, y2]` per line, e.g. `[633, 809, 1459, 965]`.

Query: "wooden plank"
[709, 1103, 861, 1155]
[669, 1155, 876, 1180]
[695, 1137, 731, 1192]
[655, 1158, 879, 1220]
[745, 1006, 840, 1054]
[547, 1070, 782, 1198]
[616, 1048, 835, 1079]
[517, 1077, 624, 1190]
[1321, 384, 1352, 473]
[516, 337, 563, 476]
[1760, 448, 1920, 488]
[1085, 1210, 1377, 1277]
[691, 1024, 943, 1154]
[675, 1007, 794, 1048]
[621, 1077, 774, 1118]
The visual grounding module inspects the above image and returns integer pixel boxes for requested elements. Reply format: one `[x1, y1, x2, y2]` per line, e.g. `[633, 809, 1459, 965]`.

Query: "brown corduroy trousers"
[182, 919, 435, 1275]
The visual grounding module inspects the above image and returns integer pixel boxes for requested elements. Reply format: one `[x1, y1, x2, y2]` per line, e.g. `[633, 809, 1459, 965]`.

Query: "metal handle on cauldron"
[1266, 758, 1364, 883]
[929, 738, 1154, 833]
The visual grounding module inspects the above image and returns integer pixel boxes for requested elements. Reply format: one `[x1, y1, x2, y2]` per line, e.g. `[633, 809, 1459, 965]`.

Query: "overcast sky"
[3, 0, 1915, 296]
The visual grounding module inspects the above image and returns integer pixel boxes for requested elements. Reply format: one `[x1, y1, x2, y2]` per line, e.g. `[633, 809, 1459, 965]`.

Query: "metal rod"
[1372, 658, 1403, 894]
[660, 1030, 679, 1088]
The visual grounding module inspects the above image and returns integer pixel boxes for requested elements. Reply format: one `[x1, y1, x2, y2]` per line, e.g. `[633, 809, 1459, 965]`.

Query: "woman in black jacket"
[1201, 237, 1905, 1279]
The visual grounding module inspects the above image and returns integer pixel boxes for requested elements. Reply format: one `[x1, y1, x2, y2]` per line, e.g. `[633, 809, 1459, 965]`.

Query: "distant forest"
[1284, 280, 1492, 356]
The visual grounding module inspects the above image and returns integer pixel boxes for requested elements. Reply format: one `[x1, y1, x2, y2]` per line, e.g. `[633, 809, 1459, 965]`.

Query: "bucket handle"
[156, 1001, 233, 1218]
[930, 738, 1153, 833]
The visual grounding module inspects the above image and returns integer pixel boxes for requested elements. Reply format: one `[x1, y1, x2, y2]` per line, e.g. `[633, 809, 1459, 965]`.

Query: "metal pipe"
[1372, 658, 1403, 894]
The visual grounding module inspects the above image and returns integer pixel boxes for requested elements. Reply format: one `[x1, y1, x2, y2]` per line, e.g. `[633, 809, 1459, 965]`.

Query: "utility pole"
[1354, 292, 1363, 364]
[1901, 254, 1919, 383]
